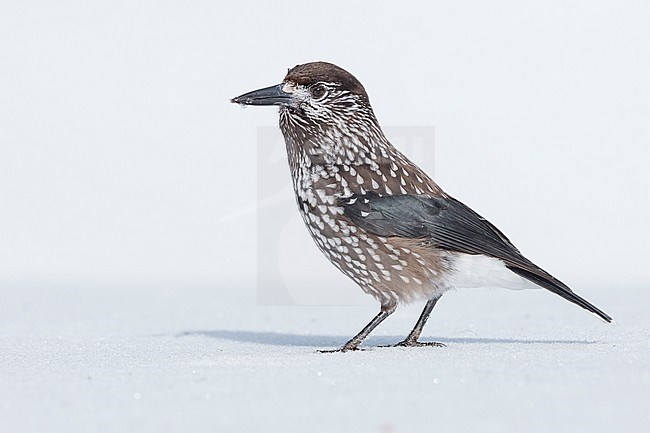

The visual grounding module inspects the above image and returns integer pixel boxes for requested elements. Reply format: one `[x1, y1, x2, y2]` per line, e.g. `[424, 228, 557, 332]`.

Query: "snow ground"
[1, 283, 648, 433]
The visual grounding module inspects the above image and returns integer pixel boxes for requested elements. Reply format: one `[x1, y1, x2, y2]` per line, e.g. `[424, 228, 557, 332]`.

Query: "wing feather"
[341, 193, 612, 322]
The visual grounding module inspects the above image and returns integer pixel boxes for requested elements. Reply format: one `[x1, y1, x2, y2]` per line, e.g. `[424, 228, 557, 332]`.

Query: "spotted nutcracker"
[231, 61, 612, 352]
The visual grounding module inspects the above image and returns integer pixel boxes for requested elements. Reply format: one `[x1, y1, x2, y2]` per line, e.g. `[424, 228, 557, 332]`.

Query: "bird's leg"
[320, 301, 397, 353]
[394, 296, 445, 347]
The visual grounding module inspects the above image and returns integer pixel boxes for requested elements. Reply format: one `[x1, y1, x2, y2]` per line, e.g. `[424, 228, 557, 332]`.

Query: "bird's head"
[232, 62, 389, 167]
[231, 62, 374, 129]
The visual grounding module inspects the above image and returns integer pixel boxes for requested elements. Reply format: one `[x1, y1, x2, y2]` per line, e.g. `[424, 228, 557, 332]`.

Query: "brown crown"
[284, 62, 368, 99]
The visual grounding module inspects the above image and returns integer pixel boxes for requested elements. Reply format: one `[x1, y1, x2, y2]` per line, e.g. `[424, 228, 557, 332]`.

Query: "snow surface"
[1, 284, 648, 433]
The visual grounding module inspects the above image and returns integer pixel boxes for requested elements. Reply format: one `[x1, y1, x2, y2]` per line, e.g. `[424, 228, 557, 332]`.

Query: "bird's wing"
[341, 192, 612, 322]
[341, 192, 523, 263]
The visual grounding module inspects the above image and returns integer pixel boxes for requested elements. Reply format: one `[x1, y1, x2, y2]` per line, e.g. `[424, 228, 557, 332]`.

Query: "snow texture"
[1, 284, 648, 433]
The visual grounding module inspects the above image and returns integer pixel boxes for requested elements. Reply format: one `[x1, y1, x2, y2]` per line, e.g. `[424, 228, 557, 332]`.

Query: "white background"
[1, 3, 650, 433]
[2, 0, 649, 294]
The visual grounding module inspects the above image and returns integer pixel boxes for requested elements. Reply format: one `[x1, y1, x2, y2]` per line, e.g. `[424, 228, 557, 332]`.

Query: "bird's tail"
[507, 265, 613, 323]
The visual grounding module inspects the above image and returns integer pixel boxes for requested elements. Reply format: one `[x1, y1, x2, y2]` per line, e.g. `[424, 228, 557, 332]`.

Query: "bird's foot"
[318, 347, 364, 353]
[318, 340, 365, 353]
[382, 339, 446, 348]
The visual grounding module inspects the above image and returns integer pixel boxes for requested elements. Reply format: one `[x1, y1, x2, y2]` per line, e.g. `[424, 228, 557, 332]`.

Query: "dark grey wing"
[341, 193, 612, 322]
[341, 192, 523, 263]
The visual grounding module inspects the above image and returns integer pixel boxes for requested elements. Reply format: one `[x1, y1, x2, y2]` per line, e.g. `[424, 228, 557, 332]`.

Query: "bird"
[231, 61, 612, 352]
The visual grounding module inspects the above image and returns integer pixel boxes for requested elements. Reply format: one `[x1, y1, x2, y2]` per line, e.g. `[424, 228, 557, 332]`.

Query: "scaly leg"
[320, 301, 397, 352]
[395, 296, 445, 347]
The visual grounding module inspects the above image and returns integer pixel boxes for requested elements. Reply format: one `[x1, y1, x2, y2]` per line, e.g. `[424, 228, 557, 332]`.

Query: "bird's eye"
[311, 84, 327, 99]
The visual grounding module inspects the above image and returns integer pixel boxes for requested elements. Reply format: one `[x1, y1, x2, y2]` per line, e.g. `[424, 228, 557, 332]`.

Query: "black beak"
[231, 83, 294, 107]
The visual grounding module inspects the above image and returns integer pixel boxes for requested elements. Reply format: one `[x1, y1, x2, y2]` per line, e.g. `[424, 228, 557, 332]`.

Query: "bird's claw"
[381, 340, 446, 348]
[318, 345, 364, 353]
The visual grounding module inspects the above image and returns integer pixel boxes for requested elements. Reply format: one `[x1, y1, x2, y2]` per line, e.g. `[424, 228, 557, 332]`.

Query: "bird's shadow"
[176, 329, 597, 347]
